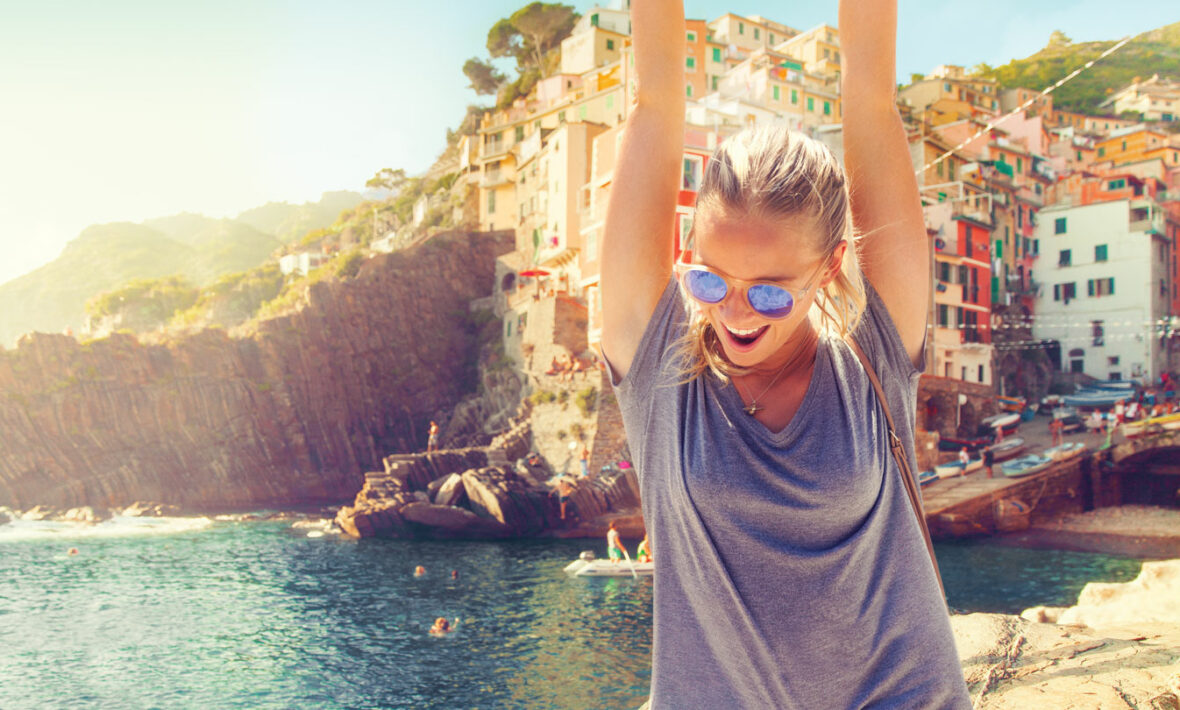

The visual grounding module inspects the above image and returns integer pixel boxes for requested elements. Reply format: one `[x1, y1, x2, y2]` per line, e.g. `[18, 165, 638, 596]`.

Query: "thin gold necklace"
[736, 326, 817, 415]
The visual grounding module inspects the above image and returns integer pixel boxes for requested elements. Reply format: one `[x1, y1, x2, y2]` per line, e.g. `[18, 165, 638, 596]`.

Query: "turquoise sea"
[0, 516, 1145, 709]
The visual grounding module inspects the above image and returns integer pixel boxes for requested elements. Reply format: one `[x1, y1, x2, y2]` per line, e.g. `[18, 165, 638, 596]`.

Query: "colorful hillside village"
[461, 1, 1180, 448]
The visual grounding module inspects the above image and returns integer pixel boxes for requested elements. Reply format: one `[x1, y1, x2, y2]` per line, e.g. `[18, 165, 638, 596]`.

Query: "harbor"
[920, 408, 1180, 558]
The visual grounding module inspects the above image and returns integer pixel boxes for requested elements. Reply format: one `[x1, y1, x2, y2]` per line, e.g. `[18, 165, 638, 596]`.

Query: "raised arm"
[839, 0, 929, 368]
[599, 0, 685, 380]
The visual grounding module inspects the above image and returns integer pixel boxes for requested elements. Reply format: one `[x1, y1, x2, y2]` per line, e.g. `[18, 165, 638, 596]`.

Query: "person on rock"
[427, 421, 440, 453]
[597, 0, 970, 706]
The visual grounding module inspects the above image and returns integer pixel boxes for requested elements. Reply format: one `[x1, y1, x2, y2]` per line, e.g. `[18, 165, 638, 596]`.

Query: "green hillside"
[0, 192, 364, 347]
[0, 224, 196, 345]
[235, 191, 363, 244]
[984, 22, 1180, 114]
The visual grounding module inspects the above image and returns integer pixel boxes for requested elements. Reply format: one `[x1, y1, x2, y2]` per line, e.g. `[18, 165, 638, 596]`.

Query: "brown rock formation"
[0, 230, 513, 511]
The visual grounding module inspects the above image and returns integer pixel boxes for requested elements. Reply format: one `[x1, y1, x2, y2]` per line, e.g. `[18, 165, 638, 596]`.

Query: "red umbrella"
[518, 268, 550, 277]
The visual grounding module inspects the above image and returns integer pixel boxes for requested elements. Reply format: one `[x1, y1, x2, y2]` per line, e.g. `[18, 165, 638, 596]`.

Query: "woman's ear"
[819, 240, 848, 288]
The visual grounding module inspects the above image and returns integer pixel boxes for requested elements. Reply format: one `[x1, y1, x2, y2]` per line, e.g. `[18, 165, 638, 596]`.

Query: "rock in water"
[400, 502, 511, 537]
[1057, 559, 1180, 628]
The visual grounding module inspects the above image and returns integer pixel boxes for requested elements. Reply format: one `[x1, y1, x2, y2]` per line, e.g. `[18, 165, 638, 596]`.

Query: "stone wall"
[0, 230, 513, 510]
[918, 374, 998, 439]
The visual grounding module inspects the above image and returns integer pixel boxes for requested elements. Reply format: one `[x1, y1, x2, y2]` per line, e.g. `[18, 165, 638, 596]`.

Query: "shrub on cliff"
[574, 387, 597, 418]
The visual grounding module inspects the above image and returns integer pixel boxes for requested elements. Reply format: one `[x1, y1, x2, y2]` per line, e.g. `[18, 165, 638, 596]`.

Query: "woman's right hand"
[598, 0, 686, 381]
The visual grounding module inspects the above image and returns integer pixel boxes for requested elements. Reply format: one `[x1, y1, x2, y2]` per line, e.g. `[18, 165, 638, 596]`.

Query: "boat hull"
[564, 558, 654, 577]
[1000, 455, 1053, 478]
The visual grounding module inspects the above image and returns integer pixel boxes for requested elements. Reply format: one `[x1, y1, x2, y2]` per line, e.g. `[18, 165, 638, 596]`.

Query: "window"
[515, 126, 524, 142]
[1054, 282, 1077, 303]
[686, 57, 695, 70]
[1087, 278, 1114, 297]
[1108, 178, 1125, 190]
[488, 190, 496, 213]
[1070, 358, 1085, 374]
[1091, 320, 1104, 346]
[791, 89, 798, 105]
[979, 365, 985, 383]
[711, 75, 719, 91]
[769, 33, 775, 44]
[1098, 147, 1105, 158]
[1058, 249, 1071, 266]
[1016, 157, 1023, 173]
[773, 85, 780, 101]
[937, 304, 949, 327]
[1033, 239, 1039, 254]
[754, 27, 760, 40]
[606, 39, 615, 50]
[590, 13, 599, 26]
[807, 97, 814, 112]
[687, 31, 696, 42]
[685, 84, 693, 97]
[712, 47, 721, 62]
[682, 155, 703, 191]
[823, 48, 830, 59]
[558, 111, 566, 123]
[1108, 356, 1120, 366]
[738, 21, 744, 34]
[823, 101, 831, 116]
[1054, 217, 1067, 234]
[1095, 244, 1107, 262]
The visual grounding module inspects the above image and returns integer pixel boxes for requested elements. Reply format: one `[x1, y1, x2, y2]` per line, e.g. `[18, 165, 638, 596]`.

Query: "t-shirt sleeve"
[606, 276, 687, 418]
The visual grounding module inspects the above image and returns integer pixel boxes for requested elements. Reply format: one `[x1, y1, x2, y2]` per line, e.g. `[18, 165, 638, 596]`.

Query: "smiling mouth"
[722, 324, 769, 348]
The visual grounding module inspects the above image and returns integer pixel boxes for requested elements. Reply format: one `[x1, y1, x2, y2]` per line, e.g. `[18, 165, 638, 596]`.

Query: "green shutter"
[712, 47, 721, 62]
[773, 85, 780, 101]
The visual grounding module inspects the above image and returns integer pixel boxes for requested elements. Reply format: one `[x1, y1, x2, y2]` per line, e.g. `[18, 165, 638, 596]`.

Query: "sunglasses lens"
[747, 284, 794, 318]
[683, 269, 727, 304]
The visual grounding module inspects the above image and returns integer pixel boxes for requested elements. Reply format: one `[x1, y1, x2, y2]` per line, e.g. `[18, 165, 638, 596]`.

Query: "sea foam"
[0, 515, 213, 543]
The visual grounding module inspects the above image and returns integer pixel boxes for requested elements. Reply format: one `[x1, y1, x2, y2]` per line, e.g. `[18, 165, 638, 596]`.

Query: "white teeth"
[727, 325, 762, 336]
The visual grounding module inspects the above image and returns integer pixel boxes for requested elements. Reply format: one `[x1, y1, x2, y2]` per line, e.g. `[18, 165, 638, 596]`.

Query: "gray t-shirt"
[613, 279, 971, 709]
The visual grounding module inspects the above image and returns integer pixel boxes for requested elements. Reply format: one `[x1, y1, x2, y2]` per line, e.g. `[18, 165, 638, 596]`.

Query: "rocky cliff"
[0, 230, 513, 510]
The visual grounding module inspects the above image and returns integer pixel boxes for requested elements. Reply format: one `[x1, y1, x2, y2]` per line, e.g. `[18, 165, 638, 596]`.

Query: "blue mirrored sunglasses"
[674, 262, 815, 319]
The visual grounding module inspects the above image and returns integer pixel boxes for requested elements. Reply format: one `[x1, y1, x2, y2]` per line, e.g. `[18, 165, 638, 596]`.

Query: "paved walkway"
[920, 413, 1116, 516]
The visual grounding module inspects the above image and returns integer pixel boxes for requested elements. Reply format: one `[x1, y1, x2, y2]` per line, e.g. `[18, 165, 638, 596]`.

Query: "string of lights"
[914, 33, 1140, 176]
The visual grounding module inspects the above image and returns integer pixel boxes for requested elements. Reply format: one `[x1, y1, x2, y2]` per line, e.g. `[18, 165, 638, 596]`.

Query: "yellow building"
[1094, 126, 1172, 166]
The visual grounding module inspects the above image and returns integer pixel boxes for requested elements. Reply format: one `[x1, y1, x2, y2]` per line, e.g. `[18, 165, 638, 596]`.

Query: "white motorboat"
[564, 551, 653, 577]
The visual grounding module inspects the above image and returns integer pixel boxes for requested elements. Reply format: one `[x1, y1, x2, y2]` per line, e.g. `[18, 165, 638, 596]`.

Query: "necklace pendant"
[744, 403, 762, 416]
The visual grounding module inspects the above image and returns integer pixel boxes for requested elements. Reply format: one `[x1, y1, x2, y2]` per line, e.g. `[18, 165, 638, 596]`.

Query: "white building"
[1031, 199, 1171, 382]
[278, 251, 327, 277]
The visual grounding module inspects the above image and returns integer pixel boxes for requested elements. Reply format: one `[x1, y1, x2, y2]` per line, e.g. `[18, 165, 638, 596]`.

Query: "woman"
[600, 1, 970, 707]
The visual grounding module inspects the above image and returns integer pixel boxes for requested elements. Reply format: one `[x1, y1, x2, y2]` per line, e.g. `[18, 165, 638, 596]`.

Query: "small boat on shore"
[1000, 454, 1053, 478]
[564, 552, 653, 577]
[1122, 412, 1180, 438]
[986, 437, 1026, 462]
[934, 458, 983, 479]
[1042, 442, 1086, 461]
[997, 395, 1026, 413]
[917, 470, 938, 487]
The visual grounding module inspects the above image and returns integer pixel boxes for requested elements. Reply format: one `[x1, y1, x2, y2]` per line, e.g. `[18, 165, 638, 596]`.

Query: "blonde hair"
[676, 125, 866, 382]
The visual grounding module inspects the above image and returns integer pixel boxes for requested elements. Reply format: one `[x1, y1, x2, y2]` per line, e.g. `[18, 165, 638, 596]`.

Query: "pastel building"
[1100, 74, 1180, 123]
[1032, 196, 1172, 382]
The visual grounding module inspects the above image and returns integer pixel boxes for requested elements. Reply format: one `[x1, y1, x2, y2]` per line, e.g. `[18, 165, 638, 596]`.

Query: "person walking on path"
[427, 421, 440, 453]
[596, 0, 969, 706]
[983, 447, 995, 479]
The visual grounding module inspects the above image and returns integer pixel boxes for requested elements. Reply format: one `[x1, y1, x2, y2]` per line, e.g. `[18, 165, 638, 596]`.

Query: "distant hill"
[235, 191, 363, 244]
[984, 22, 1180, 114]
[0, 191, 363, 347]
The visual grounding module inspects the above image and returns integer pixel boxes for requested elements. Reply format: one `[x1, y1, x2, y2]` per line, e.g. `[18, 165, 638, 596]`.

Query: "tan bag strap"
[846, 336, 945, 599]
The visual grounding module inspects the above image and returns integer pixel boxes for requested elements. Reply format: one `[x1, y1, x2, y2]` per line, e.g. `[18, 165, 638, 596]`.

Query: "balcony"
[480, 171, 513, 189]
[1130, 211, 1164, 235]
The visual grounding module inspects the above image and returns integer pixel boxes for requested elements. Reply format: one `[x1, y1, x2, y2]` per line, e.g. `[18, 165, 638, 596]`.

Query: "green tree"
[366, 167, 407, 192]
[462, 57, 506, 95]
[510, 2, 579, 74]
[1047, 30, 1072, 48]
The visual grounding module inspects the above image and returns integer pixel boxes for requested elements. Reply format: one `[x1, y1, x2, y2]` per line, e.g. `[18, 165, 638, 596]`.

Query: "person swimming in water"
[429, 617, 457, 635]
[413, 565, 426, 577]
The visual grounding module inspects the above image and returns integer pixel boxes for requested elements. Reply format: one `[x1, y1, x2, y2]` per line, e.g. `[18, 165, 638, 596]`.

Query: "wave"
[0, 515, 213, 543]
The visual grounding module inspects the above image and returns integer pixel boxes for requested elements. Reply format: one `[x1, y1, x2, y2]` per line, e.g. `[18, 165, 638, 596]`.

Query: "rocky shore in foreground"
[962, 559, 1180, 708]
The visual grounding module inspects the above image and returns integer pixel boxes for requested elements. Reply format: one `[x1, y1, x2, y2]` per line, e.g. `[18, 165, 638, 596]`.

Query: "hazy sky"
[0, 0, 1170, 285]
